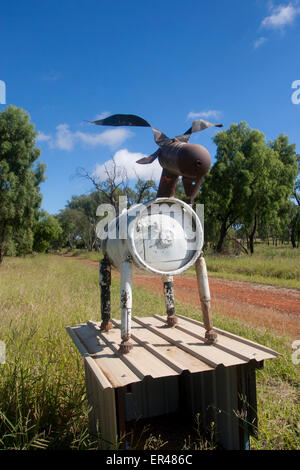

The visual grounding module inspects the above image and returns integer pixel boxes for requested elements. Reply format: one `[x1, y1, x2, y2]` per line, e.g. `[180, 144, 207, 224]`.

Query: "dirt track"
[132, 273, 300, 339]
[65, 256, 300, 339]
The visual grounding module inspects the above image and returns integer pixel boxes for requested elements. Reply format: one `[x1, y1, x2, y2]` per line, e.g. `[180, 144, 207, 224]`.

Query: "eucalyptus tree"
[199, 122, 298, 253]
[33, 213, 62, 252]
[0, 106, 45, 263]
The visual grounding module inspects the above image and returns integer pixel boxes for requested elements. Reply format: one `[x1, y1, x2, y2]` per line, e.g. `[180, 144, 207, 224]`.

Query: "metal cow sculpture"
[90, 114, 222, 353]
[90, 114, 222, 203]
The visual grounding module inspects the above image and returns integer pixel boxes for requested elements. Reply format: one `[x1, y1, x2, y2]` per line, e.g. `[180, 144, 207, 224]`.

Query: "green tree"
[199, 122, 298, 253]
[285, 202, 300, 248]
[56, 209, 78, 250]
[125, 176, 157, 205]
[33, 213, 63, 252]
[289, 154, 300, 247]
[199, 122, 257, 252]
[13, 227, 35, 256]
[293, 166, 300, 206]
[0, 106, 45, 263]
[67, 193, 101, 251]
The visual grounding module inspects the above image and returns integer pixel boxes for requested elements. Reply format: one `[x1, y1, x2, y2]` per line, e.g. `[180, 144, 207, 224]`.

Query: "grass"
[0, 255, 100, 449]
[60, 244, 300, 289]
[187, 244, 300, 289]
[0, 254, 299, 450]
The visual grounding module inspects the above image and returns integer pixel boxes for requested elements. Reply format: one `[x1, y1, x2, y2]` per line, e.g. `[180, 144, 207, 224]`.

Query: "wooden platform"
[66, 314, 279, 450]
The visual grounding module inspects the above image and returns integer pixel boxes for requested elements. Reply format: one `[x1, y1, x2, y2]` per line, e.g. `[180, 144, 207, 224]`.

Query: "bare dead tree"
[77, 160, 129, 215]
[77, 161, 157, 215]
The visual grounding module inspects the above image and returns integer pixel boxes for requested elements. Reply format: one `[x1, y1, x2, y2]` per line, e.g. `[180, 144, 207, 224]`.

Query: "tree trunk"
[69, 234, 74, 250]
[249, 213, 257, 255]
[228, 236, 248, 255]
[0, 246, 3, 265]
[216, 220, 227, 253]
[291, 220, 296, 248]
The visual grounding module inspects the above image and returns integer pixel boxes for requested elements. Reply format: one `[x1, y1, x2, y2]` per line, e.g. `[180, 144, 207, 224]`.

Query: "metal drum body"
[158, 142, 211, 179]
[102, 197, 203, 276]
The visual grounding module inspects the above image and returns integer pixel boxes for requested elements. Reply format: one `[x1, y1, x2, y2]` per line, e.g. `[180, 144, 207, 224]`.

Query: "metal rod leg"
[195, 253, 217, 344]
[99, 256, 113, 332]
[162, 275, 178, 327]
[119, 258, 133, 354]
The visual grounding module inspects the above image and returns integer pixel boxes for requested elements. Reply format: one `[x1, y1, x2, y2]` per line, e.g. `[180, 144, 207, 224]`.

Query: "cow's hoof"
[119, 341, 133, 354]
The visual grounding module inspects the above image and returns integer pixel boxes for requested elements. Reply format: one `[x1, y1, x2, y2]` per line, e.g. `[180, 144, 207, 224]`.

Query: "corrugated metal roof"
[66, 315, 279, 390]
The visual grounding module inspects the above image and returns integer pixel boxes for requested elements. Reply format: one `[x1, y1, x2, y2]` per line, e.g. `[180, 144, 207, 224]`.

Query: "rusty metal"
[195, 253, 217, 344]
[119, 341, 134, 354]
[67, 317, 280, 388]
[158, 141, 211, 179]
[90, 113, 222, 202]
[162, 274, 178, 327]
[156, 169, 179, 198]
[99, 256, 113, 332]
[67, 316, 279, 450]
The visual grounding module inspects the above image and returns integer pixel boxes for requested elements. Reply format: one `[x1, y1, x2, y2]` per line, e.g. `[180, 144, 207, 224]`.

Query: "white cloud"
[254, 36, 267, 48]
[187, 110, 222, 120]
[75, 128, 133, 148]
[52, 124, 74, 151]
[36, 132, 51, 142]
[94, 148, 162, 182]
[261, 3, 300, 29]
[39, 124, 133, 151]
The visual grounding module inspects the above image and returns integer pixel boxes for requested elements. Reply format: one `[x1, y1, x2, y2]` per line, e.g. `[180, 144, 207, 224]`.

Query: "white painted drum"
[101, 197, 203, 275]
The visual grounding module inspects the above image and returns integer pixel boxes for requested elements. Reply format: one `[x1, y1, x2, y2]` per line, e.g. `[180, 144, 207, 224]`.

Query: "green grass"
[59, 248, 101, 262]
[0, 254, 299, 449]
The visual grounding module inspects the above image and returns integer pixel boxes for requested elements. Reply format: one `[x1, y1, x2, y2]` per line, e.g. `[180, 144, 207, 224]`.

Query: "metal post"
[162, 275, 178, 327]
[195, 253, 217, 344]
[99, 257, 113, 332]
[119, 257, 133, 354]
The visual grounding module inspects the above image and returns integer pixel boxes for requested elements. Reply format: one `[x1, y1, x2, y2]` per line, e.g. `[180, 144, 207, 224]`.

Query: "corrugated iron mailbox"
[67, 316, 279, 450]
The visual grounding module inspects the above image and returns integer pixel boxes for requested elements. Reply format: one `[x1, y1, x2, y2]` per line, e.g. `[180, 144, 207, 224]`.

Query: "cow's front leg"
[119, 257, 133, 354]
[99, 256, 113, 332]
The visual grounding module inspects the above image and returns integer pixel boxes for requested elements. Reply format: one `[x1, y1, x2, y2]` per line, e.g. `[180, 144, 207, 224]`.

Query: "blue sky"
[1, 0, 300, 214]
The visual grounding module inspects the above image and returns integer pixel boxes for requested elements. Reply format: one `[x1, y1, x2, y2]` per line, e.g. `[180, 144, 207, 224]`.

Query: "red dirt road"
[65, 256, 300, 339]
[132, 273, 300, 339]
